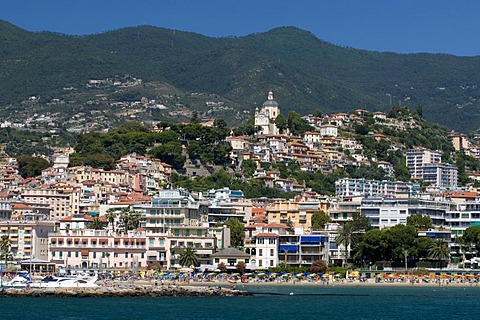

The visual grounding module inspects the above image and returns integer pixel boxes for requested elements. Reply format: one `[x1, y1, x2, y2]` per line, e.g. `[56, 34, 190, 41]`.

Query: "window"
[269, 238, 276, 244]
[149, 238, 155, 246]
[259, 260, 262, 267]
[125, 252, 129, 258]
[257, 238, 264, 244]
[270, 249, 274, 256]
[227, 258, 237, 265]
[197, 229, 203, 236]
[214, 258, 220, 264]
[259, 249, 263, 257]
[75, 251, 79, 258]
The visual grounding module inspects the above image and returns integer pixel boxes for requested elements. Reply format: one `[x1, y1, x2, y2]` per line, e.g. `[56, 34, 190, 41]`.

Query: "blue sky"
[2, 0, 480, 56]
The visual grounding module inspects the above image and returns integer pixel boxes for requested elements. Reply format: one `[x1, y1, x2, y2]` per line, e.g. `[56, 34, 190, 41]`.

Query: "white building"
[406, 148, 441, 179]
[319, 124, 338, 137]
[422, 163, 458, 189]
[254, 92, 280, 135]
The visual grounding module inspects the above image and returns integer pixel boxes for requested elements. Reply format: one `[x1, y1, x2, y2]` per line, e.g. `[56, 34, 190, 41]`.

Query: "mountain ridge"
[1, 20, 480, 132]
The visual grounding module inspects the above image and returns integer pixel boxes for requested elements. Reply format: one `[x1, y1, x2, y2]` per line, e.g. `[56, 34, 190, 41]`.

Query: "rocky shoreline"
[0, 285, 251, 298]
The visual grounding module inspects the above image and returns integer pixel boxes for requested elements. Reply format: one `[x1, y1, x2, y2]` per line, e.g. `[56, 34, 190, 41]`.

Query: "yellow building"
[266, 199, 329, 232]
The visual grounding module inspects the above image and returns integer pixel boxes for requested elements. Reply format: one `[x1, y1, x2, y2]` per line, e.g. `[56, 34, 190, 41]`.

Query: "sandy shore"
[123, 278, 480, 288]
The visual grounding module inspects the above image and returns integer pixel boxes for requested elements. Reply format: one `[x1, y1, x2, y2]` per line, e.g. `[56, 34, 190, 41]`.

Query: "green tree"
[454, 236, 472, 267]
[428, 240, 450, 268]
[312, 109, 323, 118]
[88, 217, 106, 230]
[462, 226, 480, 255]
[190, 111, 201, 124]
[105, 208, 118, 234]
[275, 113, 288, 133]
[335, 223, 354, 267]
[311, 211, 330, 231]
[148, 141, 186, 169]
[17, 156, 50, 178]
[407, 214, 433, 230]
[287, 111, 313, 135]
[241, 159, 257, 178]
[383, 224, 417, 261]
[354, 229, 385, 264]
[179, 247, 199, 268]
[413, 236, 435, 261]
[0, 234, 13, 268]
[119, 206, 141, 233]
[225, 218, 245, 248]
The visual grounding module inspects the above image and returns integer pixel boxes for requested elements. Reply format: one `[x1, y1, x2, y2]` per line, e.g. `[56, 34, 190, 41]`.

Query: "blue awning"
[301, 236, 321, 244]
[279, 245, 299, 252]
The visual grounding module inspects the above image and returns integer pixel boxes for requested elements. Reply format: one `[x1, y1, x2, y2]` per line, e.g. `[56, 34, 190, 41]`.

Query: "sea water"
[2, 285, 479, 320]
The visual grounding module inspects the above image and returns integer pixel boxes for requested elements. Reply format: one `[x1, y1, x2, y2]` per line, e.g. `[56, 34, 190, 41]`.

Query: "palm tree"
[335, 223, 353, 267]
[0, 234, 13, 268]
[455, 236, 472, 268]
[428, 240, 450, 269]
[88, 217, 106, 230]
[105, 208, 118, 234]
[119, 206, 142, 233]
[179, 247, 199, 268]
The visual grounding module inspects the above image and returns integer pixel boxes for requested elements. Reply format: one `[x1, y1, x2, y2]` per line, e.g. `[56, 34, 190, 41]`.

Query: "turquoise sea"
[2, 285, 480, 320]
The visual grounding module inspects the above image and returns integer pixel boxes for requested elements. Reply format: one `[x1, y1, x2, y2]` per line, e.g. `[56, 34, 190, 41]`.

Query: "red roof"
[264, 222, 288, 229]
[255, 233, 278, 237]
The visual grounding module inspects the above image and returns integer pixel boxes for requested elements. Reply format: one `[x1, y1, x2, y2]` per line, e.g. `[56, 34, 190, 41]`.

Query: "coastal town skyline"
[2, 0, 480, 56]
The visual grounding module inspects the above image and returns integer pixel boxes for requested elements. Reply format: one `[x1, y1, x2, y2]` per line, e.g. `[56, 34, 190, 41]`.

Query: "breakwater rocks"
[0, 285, 251, 298]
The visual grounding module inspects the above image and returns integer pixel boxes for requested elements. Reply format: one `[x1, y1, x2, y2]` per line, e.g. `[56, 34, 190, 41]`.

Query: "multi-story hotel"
[0, 219, 54, 262]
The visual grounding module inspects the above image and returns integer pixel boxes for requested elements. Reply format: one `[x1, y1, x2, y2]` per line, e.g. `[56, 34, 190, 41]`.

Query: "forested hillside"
[2, 20, 480, 132]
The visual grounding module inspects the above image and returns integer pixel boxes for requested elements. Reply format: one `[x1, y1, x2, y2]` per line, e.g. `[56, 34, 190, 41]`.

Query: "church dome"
[262, 91, 279, 107]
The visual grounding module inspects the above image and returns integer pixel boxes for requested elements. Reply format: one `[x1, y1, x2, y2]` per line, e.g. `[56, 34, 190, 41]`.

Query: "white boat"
[1, 274, 31, 288]
[31, 275, 98, 288]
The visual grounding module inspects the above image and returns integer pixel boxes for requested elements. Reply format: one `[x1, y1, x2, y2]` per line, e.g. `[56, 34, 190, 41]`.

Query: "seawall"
[0, 285, 251, 298]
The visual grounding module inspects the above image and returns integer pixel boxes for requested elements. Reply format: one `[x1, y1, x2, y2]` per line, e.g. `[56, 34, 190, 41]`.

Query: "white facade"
[406, 148, 441, 179]
[422, 163, 458, 188]
[319, 124, 338, 137]
[254, 92, 280, 135]
[254, 233, 278, 268]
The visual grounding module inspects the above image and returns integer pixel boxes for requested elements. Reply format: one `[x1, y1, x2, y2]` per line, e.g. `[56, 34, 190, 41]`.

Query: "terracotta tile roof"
[251, 216, 266, 223]
[255, 233, 279, 237]
[264, 222, 288, 229]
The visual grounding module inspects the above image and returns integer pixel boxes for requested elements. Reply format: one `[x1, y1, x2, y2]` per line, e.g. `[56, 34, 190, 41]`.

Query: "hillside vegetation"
[2, 21, 480, 131]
